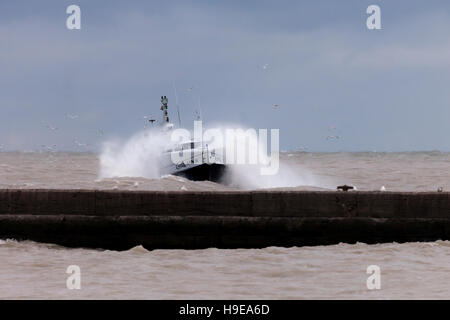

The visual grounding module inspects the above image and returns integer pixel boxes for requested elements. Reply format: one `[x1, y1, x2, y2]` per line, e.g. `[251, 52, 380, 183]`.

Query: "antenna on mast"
[172, 80, 182, 127]
[198, 95, 203, 122]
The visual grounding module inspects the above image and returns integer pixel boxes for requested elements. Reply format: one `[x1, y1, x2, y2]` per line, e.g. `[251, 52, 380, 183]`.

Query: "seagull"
[273, 104, 279, 109]
[44, 124, 58, 131]
[66, 114, 79, 120]
[74, 140, 89, 148]
[257, 64, 269, 71]
[326, 135, 340, 140]
[187, 87, 194, 92]
[380, 186, 386, 191]
[41, 144, 57, 151]
[437, 187, 443, 192]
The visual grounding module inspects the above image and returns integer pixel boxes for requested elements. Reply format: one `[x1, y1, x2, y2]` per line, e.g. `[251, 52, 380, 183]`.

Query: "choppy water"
[0, 151, 449, 299]
[0, 240, 449, 299]
[0, 151, 448, 191]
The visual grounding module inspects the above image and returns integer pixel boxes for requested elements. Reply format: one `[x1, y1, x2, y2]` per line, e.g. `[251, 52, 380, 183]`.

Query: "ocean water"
[0, 151, 448, 191]
[0, 151, 449, 299]
[0, 239, 449, 300]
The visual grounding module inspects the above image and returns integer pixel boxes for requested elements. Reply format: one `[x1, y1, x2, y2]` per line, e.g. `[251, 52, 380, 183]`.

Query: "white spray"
[99, 122, 320, 190]
[99, 128, 172, 179]
[199, 123, 319, 189]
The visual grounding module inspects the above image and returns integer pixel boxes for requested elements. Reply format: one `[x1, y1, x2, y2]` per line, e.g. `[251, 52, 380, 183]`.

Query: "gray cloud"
[0, 1, 449, 152]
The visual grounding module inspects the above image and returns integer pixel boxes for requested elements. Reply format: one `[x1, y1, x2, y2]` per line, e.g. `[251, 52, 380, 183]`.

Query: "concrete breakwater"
[0, 189, 448, 250]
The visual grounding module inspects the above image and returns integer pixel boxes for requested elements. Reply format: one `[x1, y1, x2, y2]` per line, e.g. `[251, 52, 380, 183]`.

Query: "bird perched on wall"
[337, 185, 354, 192]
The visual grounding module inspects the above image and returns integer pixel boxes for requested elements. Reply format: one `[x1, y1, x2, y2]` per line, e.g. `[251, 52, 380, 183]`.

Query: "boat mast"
[172, 81, 182, 127]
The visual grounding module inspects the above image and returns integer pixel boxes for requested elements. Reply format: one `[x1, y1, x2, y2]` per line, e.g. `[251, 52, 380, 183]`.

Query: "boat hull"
[173, 163, 227, 182]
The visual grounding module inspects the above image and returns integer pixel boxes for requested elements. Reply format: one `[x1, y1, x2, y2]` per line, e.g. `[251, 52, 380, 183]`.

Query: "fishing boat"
[155, 96, 227, 182]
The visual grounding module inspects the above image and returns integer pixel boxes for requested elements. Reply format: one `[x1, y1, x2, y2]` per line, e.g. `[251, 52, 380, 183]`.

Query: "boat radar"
[160, 96, 174, 130]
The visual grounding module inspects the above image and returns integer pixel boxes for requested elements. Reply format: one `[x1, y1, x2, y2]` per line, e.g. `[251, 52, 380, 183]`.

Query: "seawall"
[0, 189, 448, 250]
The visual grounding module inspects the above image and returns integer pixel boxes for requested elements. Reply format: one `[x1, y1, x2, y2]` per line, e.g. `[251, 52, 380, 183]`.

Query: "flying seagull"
[66, 114, 79, 120]
[74, 140, 89, 148]
[44, 124, 58, 131]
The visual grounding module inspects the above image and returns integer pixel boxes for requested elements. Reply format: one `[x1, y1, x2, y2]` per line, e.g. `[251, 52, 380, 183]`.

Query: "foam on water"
[225, 161, 319, 189]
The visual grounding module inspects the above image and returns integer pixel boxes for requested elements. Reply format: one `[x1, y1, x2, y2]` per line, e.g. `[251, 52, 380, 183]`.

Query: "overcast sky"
[1, 0, 449, 152]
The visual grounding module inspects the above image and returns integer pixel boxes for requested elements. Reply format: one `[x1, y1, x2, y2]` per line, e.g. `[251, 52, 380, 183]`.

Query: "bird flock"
[33, 114, 98, 152]
[0, 61, 346, 154]
[259, 64, 344, 149]
[2, 65, 344, 154]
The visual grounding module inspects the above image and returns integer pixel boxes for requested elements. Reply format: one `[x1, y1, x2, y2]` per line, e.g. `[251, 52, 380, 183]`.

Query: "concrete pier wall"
[0, 189, 448, 250]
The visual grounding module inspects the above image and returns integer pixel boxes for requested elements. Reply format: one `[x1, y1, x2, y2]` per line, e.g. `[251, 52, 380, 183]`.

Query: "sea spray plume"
[202, 122, 317, 189]
[99, 121, 319, 189]
[99, 128, 172, 179]
[224, 152, 318, 189]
